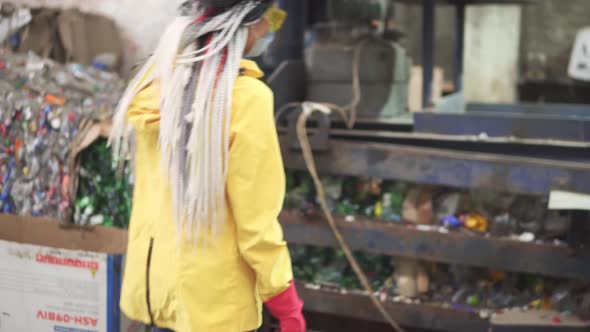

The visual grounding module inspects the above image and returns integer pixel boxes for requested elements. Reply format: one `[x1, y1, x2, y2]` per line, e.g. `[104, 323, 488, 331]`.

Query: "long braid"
[174, 58, 201, 238]
[110, 3, 257, 242]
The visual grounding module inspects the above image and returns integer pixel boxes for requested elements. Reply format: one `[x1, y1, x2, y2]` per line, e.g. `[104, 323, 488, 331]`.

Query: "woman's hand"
[264, 281, 306, 332]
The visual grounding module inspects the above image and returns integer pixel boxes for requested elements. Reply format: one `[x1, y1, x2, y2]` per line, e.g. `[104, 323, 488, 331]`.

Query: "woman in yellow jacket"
[109, 1, 306, 331]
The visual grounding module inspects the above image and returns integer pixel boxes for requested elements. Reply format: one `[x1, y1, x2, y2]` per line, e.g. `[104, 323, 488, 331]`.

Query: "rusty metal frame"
[281, 211, 590, 281]
[297, 284, 489, 332]
[280, 136, 590, 195]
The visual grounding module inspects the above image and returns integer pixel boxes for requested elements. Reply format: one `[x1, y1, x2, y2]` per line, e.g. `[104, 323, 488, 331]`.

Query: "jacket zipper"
[146, 237, 155, 326]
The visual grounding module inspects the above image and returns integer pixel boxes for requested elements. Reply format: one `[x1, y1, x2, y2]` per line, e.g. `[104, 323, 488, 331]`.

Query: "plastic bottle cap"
[50, 118, 61, 129]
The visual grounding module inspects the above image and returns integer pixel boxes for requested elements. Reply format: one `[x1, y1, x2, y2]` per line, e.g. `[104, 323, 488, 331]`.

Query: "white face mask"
[246, 32, 275, 58]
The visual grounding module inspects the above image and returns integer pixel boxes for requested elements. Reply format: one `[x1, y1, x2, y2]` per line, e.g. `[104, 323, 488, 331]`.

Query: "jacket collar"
[240, 59, 264, 78]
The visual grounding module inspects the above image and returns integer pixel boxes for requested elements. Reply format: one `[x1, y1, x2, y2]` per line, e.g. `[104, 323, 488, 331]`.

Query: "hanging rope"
[293, 39, 407, 332]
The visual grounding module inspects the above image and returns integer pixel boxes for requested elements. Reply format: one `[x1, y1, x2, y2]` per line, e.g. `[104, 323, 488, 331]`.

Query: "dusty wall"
[394, 4, 458, 81]
[17, 0, 178, 72]
[14, 0, 589, 84]
[520, 0, 590, 81]
[395, 0, 589, 83]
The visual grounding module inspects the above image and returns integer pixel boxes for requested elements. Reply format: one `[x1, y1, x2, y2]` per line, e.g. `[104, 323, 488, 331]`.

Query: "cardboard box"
[0, 214, 127, 332]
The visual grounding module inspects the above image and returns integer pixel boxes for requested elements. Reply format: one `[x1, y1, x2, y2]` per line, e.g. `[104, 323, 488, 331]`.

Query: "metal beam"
[280, 137, 590, 195]
[396, 0, 539, 4]
[298, 284, 489, 332]
[414, 112, 590, 142]
[467, 102, 590, 117]
[491, 310, 590, 332]
[281, 211, 590, 281]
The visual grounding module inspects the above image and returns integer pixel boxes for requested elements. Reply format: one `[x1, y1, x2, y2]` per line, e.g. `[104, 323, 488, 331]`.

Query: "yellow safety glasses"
[265, 7, 287, 32]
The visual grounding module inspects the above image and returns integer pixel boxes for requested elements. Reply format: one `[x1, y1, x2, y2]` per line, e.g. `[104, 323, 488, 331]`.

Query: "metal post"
[422, 0, 435, 108]
[268, 0, 306, 67]
[455, 2, 466, 92]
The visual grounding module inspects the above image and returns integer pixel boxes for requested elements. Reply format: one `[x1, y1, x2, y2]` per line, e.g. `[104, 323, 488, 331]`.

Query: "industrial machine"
[269, 0, 412, 121]
[266, 1, 590, 331]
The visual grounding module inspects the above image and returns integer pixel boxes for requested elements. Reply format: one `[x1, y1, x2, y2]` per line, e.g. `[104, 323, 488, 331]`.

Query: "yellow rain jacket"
[120, 60, 293, 332]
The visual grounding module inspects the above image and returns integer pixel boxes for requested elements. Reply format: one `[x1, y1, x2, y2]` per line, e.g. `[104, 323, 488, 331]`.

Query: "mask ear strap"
[244, 28, 255, 55]
[247, 25, 259, 41]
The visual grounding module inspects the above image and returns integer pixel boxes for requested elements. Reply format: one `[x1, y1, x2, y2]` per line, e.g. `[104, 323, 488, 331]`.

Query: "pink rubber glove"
[264, 281, 306, 332]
